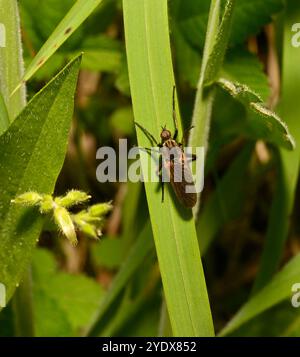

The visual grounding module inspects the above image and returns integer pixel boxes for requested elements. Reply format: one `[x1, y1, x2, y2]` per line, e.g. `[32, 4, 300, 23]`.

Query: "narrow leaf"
[219, 253, 300, 336]
[85, 222, 154, 336]
[123, 0, 214, 336]
[13, 0, 103, 91]
[0, 0, 26, 120]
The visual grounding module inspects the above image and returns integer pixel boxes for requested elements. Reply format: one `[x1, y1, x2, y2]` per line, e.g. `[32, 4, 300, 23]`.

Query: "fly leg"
[181, 125, 195, 148]
[172, 86, 179, 140]
[157, 155, 165, 203]
[134, 121, 159, 147]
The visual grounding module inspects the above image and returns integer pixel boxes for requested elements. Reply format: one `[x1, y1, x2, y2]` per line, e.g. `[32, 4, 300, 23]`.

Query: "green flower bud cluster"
[12, 190, 112, 245]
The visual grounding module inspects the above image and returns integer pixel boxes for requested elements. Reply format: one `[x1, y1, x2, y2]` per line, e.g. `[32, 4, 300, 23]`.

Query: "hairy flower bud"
[39, 195, 54, 213]
[54, 190, 91, 208]
[11, 192, 42, 206]
[89, 202, 113, 217]
[54, 206, 77, 245]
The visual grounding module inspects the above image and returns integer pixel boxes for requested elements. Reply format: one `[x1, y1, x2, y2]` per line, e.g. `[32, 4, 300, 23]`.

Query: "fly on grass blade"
[135, 86, 197, 208]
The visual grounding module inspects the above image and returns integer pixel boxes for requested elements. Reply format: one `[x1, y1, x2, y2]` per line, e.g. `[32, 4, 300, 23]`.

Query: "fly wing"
[168, 154, 197, 208]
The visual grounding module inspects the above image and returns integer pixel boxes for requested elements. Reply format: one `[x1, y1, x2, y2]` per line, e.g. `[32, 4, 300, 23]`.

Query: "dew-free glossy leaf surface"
[123, 0, 214, 337]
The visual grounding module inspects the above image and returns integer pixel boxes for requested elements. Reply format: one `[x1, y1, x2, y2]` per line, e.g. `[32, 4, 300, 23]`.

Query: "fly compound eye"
[160, 129, 171, 141]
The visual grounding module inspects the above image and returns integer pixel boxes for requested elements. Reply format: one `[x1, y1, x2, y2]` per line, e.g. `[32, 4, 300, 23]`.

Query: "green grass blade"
[0, 55, 81, 305]
[0, 92, 10, 134]
[0, 0, 26, 120]
[1, 0, 32, 336]
[85, 222, 154, 336]
[252, 154, 289, 293]
[219, 253, 300, 336]
[123, 0, 214, 336]
[252, 0, 300, 292]
[12, 0, 103, 92]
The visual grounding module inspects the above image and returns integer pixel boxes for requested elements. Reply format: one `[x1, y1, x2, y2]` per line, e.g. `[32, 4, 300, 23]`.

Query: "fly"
[135, 86, 197, 208]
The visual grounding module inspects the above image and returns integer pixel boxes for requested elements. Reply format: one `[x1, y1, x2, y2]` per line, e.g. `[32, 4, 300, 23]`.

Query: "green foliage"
[15, 0, 104, 88]
[32, 248, 103, 336]
[217, 78, 294, 149]
[231, 301, 300, 337]
[85, 222, 154, 336]
[0, 92, 9, 135]
[222, 50, 271, 102]
[172, 0, 284, 51]
[220, 253, 300, 336]
[0, 56, 81, 303]
[0, 0, 299, 339]
[229, 0, 284, 45]
[13, 190, 112, 244]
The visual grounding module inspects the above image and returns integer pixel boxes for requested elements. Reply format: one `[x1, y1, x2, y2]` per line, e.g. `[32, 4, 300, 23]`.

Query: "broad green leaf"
[123, 0, 214, 337]
[173, 0, 284, 51]
[85, 222, 154, 336]
[222, 50, 270, 102]
[32, 249, 102, 336]
[229, 0, 284, 45]
[0, 0, 26, 120]
[33, 290, 73, 337]
[172, 0, 210, 52]
[217, 78, 295, 150]
[13, 0, 103, 91]
[219, 253, 300, 336]
[0, 55, 81, 304]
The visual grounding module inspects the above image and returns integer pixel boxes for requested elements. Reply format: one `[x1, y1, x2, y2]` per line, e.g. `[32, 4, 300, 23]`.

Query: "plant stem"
[189, 0, 221, 153]
[188, 0, 235, 216]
